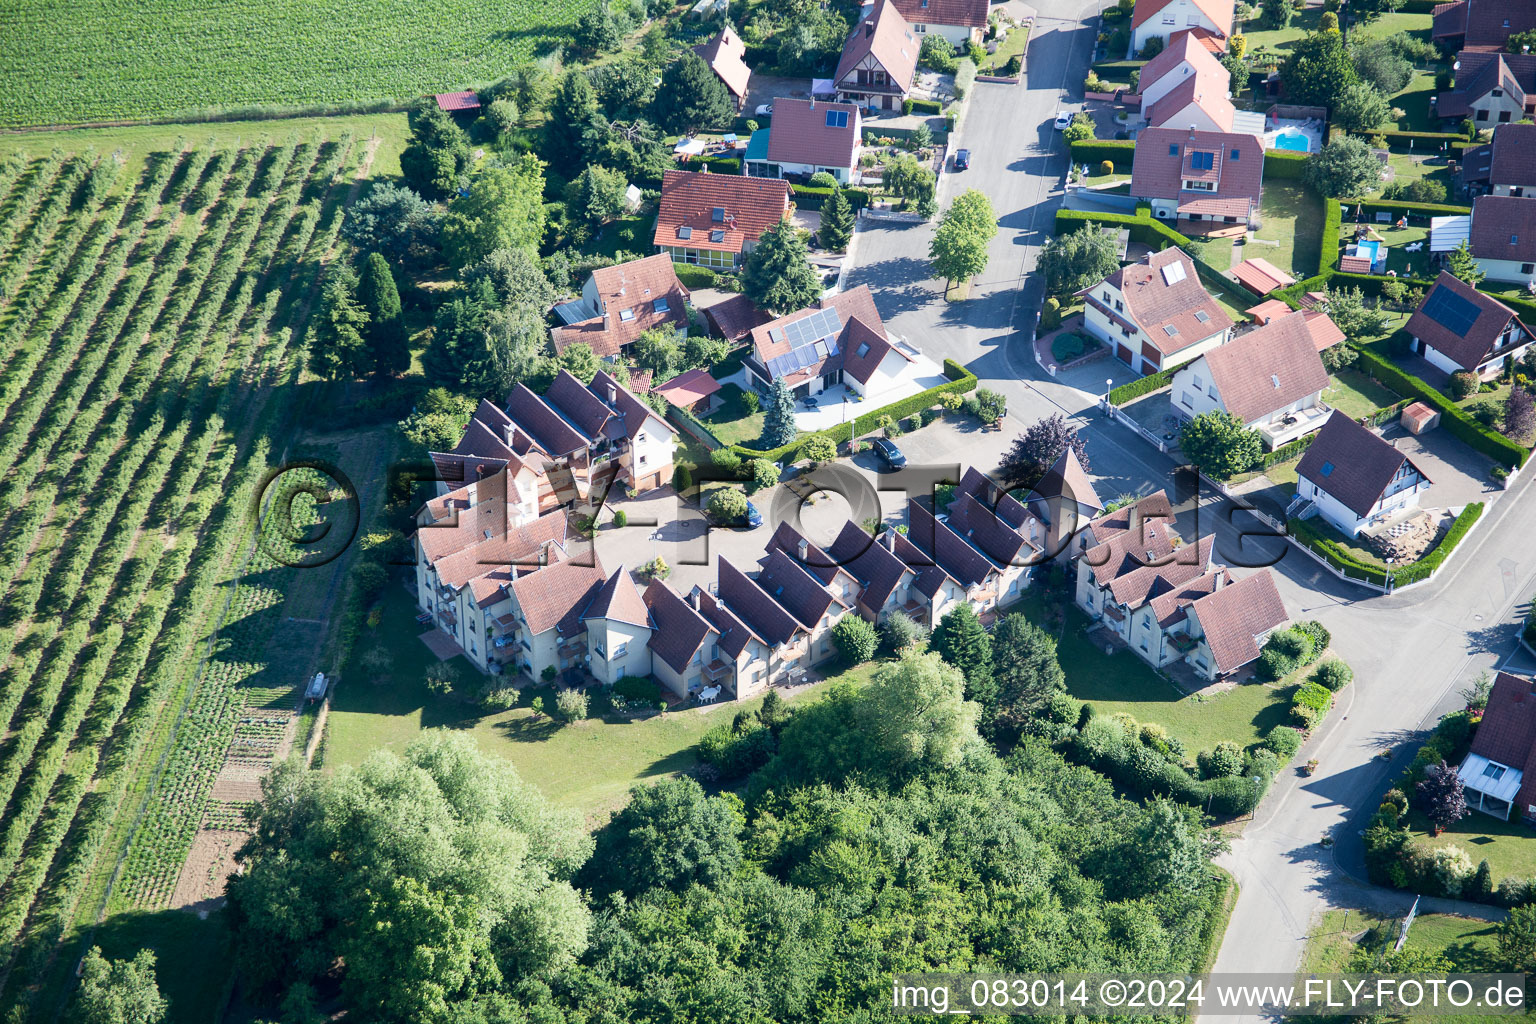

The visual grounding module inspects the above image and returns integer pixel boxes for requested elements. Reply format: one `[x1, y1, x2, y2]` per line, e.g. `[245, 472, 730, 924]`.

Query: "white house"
[745, 98, 863, 180]
[1135, 31, 1264, 135]
[831, 0, 919, 113]
[1405, 270, 1534, 380]
[1170, 310, 1332, 449]
[1131, 0, 1233, 56]
[888, 0, 988, 44]
[1293, 412, 1433, 539]
[1078, 248, 1235, 375]
[1468, 194, 1536, 288]
[1461, 122, 1536, 197]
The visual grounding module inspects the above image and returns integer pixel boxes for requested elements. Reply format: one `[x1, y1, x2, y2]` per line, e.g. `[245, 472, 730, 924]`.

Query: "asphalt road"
[836, 0, 1536, 1007]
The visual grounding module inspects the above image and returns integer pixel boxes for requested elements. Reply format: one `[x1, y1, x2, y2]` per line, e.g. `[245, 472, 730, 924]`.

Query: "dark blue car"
[954, 148, 971, 170]
[871, 438, 906, 469]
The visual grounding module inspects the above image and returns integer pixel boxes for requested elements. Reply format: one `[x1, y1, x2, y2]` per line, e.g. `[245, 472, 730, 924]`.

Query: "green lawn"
[1016, 593, 1293, 754]
[328, 584, 883, 819]
[1338, 216, 1435, 278]
[981, 21, 1030, 73]
[588, 213, 654, 259]
[1325, 369, 1403, 420]
[700, 382, 771, 448]
[1252, 181, 1326, 280]
[1408, 807, 1536, 887]
[1390, 71, 1445, 133]
[1302, 909, 1497, 976]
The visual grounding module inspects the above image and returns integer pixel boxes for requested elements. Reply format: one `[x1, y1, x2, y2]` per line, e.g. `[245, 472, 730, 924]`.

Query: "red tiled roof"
[1246, 299, 1291, 324]
[1187, 570, 1288, 675]
[1095, 248, 1234, 356]
[435, 90, 480, 111]
[1085, 490, 1174, 547]
[1197, 311, 1330, 425]
[643, 580, 719, 673]
[1176, 195, 1252, 218]
[761, 521, 840, 585]
[694, 587, 762, 658]
[1437, 52, 1536, 116]
[1296, 412, 1433, 518]
[694, 27, 752, 100]
[703, 293, 773, 340]
[1131, 126, 1262, 216]
[956, 465, 1037, 531]
[840, 318, 911, 386]
[1488, 123, 1536, 188]
[590, 368, 675, 441]
[582, 566, 651, 628]
[748, 285, 888, 388]
[545, 370, 614, 438]
[1139, 29, 1222, 95]
[1405, 270, 1527, 373]
[1301, 309, 1346, 352]
[1147, 568, 1229, 627]
[1144, 67, 1235, 132]
[507, 383, 587, 456]
[552, 254, 691, 358]
[1470, 672, 1536, 768]
[1231, 257, 1296, 295]
[1028, 449, 1105, 520]
[1084, 518, 1176, 590]
[654, 170, 791, 255]
[890, 529, 959, 599]
[766, 98, 864, 171]
[889, 0, 988, 29]
[908, 499, 995, 588]
[757, 547, 844, 629]
[945, 491, 1035, 568]
[835, 0, 919, 98]
[1470, 193, 1536, 264]
[1105, 534, 1214, 609]
[1173, 25, 1225, 53]
[1463, 0, 1536, 48]
[1132, 0, 1233, 35]
[510, 552, 608, 636]
[1433, 0, 1468, 39]
[654, 368, 722, 406]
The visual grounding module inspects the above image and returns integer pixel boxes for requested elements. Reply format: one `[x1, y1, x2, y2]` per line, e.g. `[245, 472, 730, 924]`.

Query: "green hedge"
[1338, 197, 1471, 223]
[673, 264, 718, 290]
[1192, 255, 1260, 310]
[1318, 194, 1343, 280]
[1260, 431, 1317, 468]
[789, 184, 872, 211]
[665, 402, 724, 448]
[906, 97, 943, 115]
[1054, 209, 1189, 250]
[1364, 130, 1471, 152]
[1348, 344, 1528, 467]
[728, 358, 978, 461]
[1069, 139, 1137, 170]
[1288, 502, 1484, 587]
[1109, 365, 1175, 405]
[693, 156, 742, 174]
[1263, 150, 1309, 179]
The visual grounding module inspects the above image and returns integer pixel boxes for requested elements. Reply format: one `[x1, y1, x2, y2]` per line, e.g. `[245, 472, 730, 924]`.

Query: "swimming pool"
[1273, 129, 1311, 153]
[1355, 239, 1381, 261]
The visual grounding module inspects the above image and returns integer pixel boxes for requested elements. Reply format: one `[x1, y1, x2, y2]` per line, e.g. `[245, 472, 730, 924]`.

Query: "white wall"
[1146, 98, 1226, 133]
[1473, 255, 1536, 288]
[1132, 1, 1226, 53]
[588, 618, 653, 684]
[1470, 91, 1527, 127]
[1422, 344, 1465, 378]
[911, 22, 976, 46]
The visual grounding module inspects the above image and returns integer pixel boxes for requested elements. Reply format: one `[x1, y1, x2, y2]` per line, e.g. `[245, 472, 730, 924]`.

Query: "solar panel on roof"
[1422, 285, 1483, 336]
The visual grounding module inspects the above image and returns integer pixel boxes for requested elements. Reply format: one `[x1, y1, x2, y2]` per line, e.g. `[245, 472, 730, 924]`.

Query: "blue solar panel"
[1421, 285, 1482, 336]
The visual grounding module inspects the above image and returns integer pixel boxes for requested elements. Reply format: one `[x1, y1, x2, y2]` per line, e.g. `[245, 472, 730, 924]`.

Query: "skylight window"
[857, 342, 870, 357]
[826, 110, 849, 128]
[1160, 261, 1186, 285]
[618, 309, 635, 322]
[712, 207, 725, 222]
[1163, 324, 1179, 336]
[1191, 151, 1214, 170]
[1319, 461, 1335, 477]
[653, 297, 670, 313]
[677, 226, 692, 240]
[1484, 763, 1508, 781]
[710, 229, 725, 242]
[1195, 310, 1210, 323]
[1168, 143, 1179, 156]
[1230, 148, 1240, 161]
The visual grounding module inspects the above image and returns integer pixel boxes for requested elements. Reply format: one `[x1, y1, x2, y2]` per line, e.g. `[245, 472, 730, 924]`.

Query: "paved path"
[837, 0, 1536, 1006]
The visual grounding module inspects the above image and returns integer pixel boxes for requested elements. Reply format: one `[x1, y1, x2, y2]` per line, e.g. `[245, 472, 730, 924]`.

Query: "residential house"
[825, 520, 921, 622]
[741, 284, 941, 402]
[550, 254, 691, 359]
[1136, 30, 1263, 134]
[506, 555, 611, 681]
[889, 530, 968, 626]
[653, 170, 791, 269]
[582, 566, 655, 684]
[1467, 193, 1536, 287]
[716, 556, 815, 684]
[905, 499, 1010, 615]
[1075, 521, 1212, 646]
[1130, 126, 1264, 230]
[941, 490, 1040, 604]
[745, 98, 864, 181]
[1131, 0, 1233, 56]
[1170, 310, 1332, 449]
[1072, 491, 1177, 562]
[642, 580, 721, 700]
[1433, 0, 1536, 53]
[1435, 51, 1536, 125]
[1177, 570, 1289, 681]
[831, 0, 919, 113]
[1456, 671, 1536, 821]
[889, 0, 989, 45]
[755, 544, 854, 666]
[428, 400, 555, 511]
[1078, 247, 1236, 374]
[1293, 412, 1433, 538]
[692, 585, 774, 699]
[1461, 122, 1536, 197]
[694, 27, 753, 109]
[1247, 299, 1347, 353]
[1406, 270, 1533, 379]
[1023, 452, 1106, 561]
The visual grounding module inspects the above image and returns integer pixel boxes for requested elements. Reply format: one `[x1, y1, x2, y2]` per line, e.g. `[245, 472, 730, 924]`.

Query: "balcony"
[1255, 403, 1331, 450]
[557, 633, 587, 657]
[701, 659, 732, 683]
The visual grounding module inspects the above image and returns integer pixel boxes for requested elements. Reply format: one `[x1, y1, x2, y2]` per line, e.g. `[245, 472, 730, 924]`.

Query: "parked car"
[755, 103, 774, 117]
[953, 148, 971, 170]
[870, 437, 907, 469]
[1053, 111, 1072, 130]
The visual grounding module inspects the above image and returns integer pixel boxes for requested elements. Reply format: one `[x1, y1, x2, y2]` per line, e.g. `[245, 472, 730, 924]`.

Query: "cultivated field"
[0, 0, 585, 128]
[0, 130, 388, 1023]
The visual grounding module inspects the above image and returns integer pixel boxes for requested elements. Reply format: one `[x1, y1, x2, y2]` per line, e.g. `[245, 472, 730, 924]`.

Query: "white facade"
[1469, 90, 1528, 127]
[909, 21, 977, 45]
[1297, 462, 1430, 539]
[1170, 358, 1328, 450]
[1472, 255, 1536, 289]
[586, 617, 653, 685]
[1132, 0, 1227, 55]
[1146, 98, 1227, 133]
[1082, 278, 1232, 374]
[1420, 329, 1533, 380]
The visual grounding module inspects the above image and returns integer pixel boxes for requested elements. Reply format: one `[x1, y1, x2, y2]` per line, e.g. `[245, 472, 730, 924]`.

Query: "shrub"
[800, 434, 836, 463]
[638, 556, 671, 580]
[707, 486, 748, 521]
[1198, 741, 1245, 779]
[880, 610, 926, 652]
[673, 464, 693, 492]
[1258, 627, 1314, 680]
[1099, 159, 1115, 176]
[1294, 619, 1331, 655]
[1449, 370, 1480, 400]
[711, 447, 743, 476]
[1430, 845, 1475, 898]
[1294, 681, 1334, 714]
[808, 170, 839, 189]
[1291, 702, 1320, 729]
[613, 675, 663, 705]
[698, 721, 775, 779]
[1245, 747, 1281, 780]
[831, 615, 879, 663]
[1313, 658, 1353, 691]
[612, 509, 628, 529]
[1265, 725, 1303, 759]
[555, 688, 589, 722]
[741, 390, 760, 414]
[750, 458, 780, 490]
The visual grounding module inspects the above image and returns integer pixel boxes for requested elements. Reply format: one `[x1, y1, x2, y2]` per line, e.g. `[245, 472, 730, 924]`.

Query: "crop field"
[0, 129, 386, 1023]
[0, 0, 588, 128]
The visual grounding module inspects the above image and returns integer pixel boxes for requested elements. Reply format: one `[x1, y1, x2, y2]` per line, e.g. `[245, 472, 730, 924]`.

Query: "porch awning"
[1458, 753, 1522, 805]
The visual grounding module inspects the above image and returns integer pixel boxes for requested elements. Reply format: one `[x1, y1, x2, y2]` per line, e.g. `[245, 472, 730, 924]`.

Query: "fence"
[1266, 103, 1328, 121]
[1107, 403, 1170, 453]
[666, 404, 724, 449]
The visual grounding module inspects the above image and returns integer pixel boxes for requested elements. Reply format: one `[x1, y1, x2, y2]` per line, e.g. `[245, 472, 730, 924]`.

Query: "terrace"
[1255, 402, 1332, 450]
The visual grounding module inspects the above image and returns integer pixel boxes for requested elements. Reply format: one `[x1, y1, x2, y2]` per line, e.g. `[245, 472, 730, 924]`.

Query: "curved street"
[838, 0, 1536, 1009]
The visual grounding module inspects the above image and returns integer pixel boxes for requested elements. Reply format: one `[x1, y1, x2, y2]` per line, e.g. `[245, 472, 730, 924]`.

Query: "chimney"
[607, 383, 617, 404]
[1188, 124, 1196, 138]
[883, 529, 896, 552]
[690, 588, 702, 610]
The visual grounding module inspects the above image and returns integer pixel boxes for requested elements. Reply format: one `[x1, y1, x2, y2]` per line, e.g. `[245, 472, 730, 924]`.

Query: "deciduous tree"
[1352, 38, 1412, 94]
[1332, 81, 1391, 132]
[442, 154, 548, 269]
[929, 188, 997, 285]
[1325, 285, 1390, 339]
[582, 777, 744, 897]
[1036, 225, 1119, 296]
[1416, 759, 1468, 831]
[1179, 410, 1262, 479]
[558, 342, 601, 384]
[860, 650, 980, 778]
[998, 412, 1089, 489]
[1281, 30, 1357, 108]
[565, 164, 629, 226]
[74, 947, 167, 1024]
[831, 615, 879, 663]
[1504, 386, 1535, 441]
[1304, 134, 1380, 198]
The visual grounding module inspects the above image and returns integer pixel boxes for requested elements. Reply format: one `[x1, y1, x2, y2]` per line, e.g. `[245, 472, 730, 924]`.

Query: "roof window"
[712, 207, 725, 222]
[677, 226, 692, 239]
[826, 109, 849, 128]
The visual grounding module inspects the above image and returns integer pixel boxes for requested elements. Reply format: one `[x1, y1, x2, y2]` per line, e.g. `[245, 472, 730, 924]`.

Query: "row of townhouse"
[414, 458, 1045, 699]
[1064, 475, 1292, 682]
